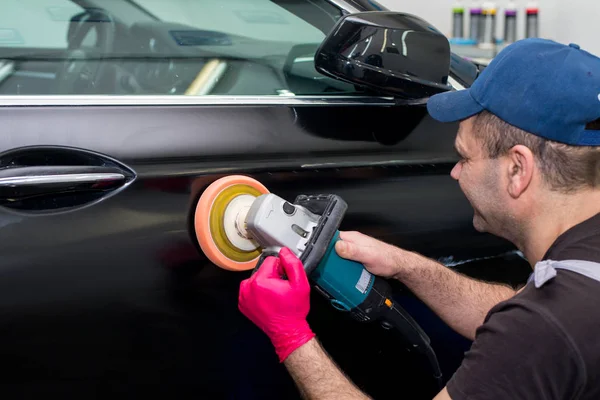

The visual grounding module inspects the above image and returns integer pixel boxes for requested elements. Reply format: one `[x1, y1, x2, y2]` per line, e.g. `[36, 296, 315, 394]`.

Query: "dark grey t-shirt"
[447, 213, 600, 400]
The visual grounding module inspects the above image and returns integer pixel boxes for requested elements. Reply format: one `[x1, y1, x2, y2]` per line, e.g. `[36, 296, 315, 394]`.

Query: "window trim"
[326, 0, 360, 13]
[0, 95, 396, 107]
[0, 76, 464, 107]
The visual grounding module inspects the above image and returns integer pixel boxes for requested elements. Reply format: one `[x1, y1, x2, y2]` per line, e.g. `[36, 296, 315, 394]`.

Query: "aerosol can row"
[504, 0, 517, 44]
[451, 0, 539, 44]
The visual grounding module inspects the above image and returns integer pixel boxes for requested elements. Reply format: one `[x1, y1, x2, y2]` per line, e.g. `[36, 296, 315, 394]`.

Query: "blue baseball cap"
[427, 38, 600, 146]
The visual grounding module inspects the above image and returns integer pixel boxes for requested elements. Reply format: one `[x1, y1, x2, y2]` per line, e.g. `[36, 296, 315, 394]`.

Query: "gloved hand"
[238, 247, 315, 363]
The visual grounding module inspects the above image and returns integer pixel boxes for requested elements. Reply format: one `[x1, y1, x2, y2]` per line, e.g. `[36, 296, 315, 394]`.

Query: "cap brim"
[426, 89, 484, 123]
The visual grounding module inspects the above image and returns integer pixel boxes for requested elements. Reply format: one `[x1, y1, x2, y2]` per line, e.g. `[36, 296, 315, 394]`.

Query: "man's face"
[451, 118, 508, 236]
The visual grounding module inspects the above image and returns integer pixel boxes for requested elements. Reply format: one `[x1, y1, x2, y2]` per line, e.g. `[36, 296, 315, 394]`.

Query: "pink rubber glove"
[238, 247, 315, 362]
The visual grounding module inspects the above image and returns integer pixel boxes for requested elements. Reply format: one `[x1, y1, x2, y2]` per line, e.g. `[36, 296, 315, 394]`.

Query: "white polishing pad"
[223, 194, 260, 252]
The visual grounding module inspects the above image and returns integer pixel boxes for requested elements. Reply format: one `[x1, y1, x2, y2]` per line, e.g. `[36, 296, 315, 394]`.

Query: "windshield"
[0, 0, 357, 96]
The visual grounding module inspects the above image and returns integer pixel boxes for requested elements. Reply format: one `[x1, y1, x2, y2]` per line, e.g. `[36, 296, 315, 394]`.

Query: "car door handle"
[0, 146, 137, 213]
[0, 166, 125, 186]
[0, 166, 127, 201]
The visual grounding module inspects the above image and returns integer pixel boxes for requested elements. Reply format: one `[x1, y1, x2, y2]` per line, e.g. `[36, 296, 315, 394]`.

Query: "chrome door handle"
[0, 166, 130, 205]
[0, 146, 136, 213]
[0, 170, 125, 187]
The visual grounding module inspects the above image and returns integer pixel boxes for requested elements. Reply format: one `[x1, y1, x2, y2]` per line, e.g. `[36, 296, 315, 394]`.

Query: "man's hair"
[471, 110, 600, 193]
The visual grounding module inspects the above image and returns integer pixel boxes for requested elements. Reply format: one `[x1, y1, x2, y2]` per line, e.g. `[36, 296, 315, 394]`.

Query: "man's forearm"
[395, 250, 517, 340]
[284, 337, 371, 400]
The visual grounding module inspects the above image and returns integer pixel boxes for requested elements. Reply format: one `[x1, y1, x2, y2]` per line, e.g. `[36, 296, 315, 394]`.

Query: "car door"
[0, 1, 521, 399]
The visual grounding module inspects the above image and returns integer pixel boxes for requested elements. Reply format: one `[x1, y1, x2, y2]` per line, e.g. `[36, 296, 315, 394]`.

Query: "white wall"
[378, 0, 600, 57]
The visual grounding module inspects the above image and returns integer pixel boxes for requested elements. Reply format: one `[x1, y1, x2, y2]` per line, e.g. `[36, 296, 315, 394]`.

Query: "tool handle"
[251, 251, 272, 274]
[251, 250, 288, 280]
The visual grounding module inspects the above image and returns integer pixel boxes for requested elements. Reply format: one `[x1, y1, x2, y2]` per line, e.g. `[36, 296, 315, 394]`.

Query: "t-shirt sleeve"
[446, 300, 585, 400]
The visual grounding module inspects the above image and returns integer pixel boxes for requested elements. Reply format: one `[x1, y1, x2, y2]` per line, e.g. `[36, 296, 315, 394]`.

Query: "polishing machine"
[194, 175, 443, 388]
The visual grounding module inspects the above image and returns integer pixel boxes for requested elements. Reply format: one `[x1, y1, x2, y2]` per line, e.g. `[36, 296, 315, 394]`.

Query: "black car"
[0, 1, 529, 398]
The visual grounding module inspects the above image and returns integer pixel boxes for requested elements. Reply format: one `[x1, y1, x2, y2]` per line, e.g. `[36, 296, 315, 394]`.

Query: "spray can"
[481, 1, 497, 47]
[452, 0, 465, 38]
[504, 0, 517, 43]
[526, 1, 539, 38]
[469, 1, 482, 43]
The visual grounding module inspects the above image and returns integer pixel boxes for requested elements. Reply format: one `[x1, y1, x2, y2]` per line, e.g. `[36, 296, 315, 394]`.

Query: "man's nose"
[450, 162, 461, 180]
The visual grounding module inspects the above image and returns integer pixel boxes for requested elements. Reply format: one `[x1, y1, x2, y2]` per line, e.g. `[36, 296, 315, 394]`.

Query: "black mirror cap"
[315, 11, 453, 99]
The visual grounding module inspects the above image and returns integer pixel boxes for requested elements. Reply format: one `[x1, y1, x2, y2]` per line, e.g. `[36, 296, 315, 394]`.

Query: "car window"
[0, 0, 357, 96]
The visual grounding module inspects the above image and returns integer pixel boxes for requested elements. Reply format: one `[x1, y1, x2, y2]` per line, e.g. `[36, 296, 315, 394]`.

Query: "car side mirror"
[314, 11, 453, 101]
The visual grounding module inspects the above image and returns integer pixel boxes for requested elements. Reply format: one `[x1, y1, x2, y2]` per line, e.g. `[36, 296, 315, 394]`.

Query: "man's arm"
[284, 337, 371, 400]
[434, 388, 452, 400]
[238, 249, 371, 399]
[398, 250, 517, 340]
[238, 247, 455, 400]
[284, 337, 453, 400]
[336, 231, 518, 340]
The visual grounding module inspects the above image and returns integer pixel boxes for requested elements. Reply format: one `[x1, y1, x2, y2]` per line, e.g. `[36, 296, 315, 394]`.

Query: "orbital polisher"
[194, 175, 443, 388]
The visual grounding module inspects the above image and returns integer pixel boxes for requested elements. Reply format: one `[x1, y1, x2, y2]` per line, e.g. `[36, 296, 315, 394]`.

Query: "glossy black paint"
[0, 102, 530, 399]
[449, 52, 481, 88]
[315, 12, 452, 99]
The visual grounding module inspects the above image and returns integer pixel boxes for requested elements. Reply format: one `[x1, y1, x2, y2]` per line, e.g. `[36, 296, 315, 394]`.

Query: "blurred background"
[4, 0, 598, 67]
[377, 0, 600, 64]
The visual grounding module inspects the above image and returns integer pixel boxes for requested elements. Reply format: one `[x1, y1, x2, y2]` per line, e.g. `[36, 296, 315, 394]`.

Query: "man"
[238, 38, 600, 399]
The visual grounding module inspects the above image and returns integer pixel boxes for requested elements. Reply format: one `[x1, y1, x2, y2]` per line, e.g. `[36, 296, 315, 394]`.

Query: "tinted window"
[0, 0, 357, 96]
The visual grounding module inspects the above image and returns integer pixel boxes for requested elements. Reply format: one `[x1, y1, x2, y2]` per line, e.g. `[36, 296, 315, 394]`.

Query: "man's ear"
[506, 145, 535, 198]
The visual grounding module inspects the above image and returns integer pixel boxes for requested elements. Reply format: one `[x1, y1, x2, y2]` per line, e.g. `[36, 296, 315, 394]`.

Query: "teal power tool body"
[246, 193, 443, 388]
